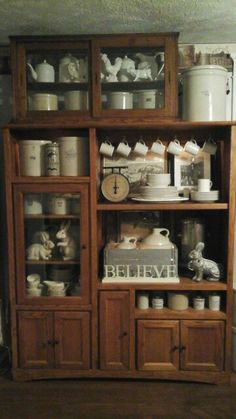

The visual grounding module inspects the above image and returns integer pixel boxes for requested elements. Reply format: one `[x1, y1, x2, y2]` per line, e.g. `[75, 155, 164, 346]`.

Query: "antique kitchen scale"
[101, 166, 130, 202]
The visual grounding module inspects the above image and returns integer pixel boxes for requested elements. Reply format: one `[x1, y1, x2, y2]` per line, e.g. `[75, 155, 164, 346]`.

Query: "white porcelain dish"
[131, 196, 189, 202]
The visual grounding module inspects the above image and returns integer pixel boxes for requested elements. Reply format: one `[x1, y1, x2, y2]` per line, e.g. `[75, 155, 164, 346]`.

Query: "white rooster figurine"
[101, 53, 122, 82]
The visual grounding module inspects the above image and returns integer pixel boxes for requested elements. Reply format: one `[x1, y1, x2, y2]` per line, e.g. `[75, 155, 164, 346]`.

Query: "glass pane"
[24, 192, 81, 298]
[100, 46, 165, 110]
[26, 49, 89, 111]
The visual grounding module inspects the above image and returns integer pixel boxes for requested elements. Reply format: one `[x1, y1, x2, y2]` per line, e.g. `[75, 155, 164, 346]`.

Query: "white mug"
[99, 140, 114, 157]
[150, 139, 165, 155]
[116, 140, 131, 157]
[133, 139, 148, 156]
[147, 173, 171, 187]
[202, 139, 217, 155]
[198, 178, 213, 192]
[167, 139, 184, 155]
[184, 139, 200, 155]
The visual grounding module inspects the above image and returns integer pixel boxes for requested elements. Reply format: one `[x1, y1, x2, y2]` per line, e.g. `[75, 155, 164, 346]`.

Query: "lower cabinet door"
[54, 311, 90, 369]
[137, 320, 179, 371]
[99, 291, 130, 370]
[18, 311, 54, 369]
[18, 310, 90, 370]
[180, 320, 225, 371]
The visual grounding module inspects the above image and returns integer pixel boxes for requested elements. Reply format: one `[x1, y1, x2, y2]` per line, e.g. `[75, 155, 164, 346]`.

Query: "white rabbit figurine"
[56, 221, 77, 261]
[26, 239, 55, 260]
[188, 242, 221, 282]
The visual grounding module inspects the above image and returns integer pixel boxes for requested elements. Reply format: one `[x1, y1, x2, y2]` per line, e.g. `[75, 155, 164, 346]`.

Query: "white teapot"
[27, 60, 55, 83]
[116, 236, 137, 249]
[140, 228, 173, 249]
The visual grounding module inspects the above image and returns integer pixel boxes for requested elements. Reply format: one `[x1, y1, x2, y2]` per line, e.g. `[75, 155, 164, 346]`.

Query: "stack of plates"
[191, 190, 219, 202]
[139, 185, 179, 199]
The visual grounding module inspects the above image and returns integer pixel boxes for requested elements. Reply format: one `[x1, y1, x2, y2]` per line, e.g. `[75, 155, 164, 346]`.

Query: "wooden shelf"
[134, 307, 226, 320]
[28, 82, 89, 92]
[97, 277, 227, 291]
[97, 202, 228, 211]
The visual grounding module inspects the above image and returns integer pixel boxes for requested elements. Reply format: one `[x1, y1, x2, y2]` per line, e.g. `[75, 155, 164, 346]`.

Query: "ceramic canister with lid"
[19, 140, 52, 176]
[136, 90, 156, 109]
[45, 142, 60, 176]
[109, 92, 133, 109]
[58, 137, 89, 176]
[137, 292, 149, 309]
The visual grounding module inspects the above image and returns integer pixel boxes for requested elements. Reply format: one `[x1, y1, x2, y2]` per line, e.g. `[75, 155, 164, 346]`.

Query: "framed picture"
[172, 151, 211, 191]
[103, 153, 166, 195]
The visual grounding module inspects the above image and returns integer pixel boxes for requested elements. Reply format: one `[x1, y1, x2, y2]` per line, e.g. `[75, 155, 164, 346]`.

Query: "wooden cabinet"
[137, 320, 224, 372]
[18, 311, 90, 369]
[3, 34, 236, 383]
[10, 33, 178, 122]
[99, 291, 130, 370]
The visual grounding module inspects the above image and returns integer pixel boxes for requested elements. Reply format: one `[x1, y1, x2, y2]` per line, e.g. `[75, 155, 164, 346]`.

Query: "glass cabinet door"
[13, 185, 90, 304]
[13, 39, 90, 118]
[92, 34, 178, 117]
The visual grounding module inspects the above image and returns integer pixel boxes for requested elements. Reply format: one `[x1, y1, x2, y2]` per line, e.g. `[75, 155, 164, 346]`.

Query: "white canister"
[136, 90, 156, 109]
[58, 136, 89, 176]
[168, 293, 189, 310]
[48, 195, 69, 215]
[24, 194, 43, 215]
[109, 92, 133, 109]
[152, 294, 164, 309]
[19, 140, 51, 176]
[137, 292, 149, 310]
[64, 90, 88, 110]
[193, 295, 205, 310]
[31, 93, 58, 111]
[208, 293, 221, 311]
[182, 65, 227, 121]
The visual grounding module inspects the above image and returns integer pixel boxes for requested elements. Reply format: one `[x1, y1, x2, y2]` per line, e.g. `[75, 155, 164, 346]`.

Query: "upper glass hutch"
[10, 33, 178, 121]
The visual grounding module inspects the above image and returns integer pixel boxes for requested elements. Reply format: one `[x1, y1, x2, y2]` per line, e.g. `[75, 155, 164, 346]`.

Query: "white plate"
[131, 196, 189, 202]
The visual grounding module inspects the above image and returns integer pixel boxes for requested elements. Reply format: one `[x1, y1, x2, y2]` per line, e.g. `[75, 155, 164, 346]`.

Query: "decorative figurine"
[56, 221, 77, 260]
[26, 237, 55, 260]
[100, 53, 123, 82]
[188, 242, 221, 282]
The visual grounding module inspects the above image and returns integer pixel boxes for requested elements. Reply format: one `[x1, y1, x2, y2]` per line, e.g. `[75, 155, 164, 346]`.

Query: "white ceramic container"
[24, 194, 43, 214]
[58, 136, 89, 176]
[136, 90, 156, 109]
[19, 140, 52, 176]
[109, 92, 133, 109]
[31, 93, 58, 111]
[182, 65, 227, 121]
[64, 90, 88, 110]
[168, 293, 189, 310]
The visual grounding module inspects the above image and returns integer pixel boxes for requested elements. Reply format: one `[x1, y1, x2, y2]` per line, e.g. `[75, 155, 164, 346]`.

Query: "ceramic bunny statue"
[26, 239, 55, 260]
[56, 221, 77, 260]
[187, 242, 221, 282]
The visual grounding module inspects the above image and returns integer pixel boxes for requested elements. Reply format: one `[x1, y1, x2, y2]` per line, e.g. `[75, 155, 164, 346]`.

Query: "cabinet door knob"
[81, 244, 87, 250]
[180, 346, 186, 352]
[171, 345, 179, 352]
[54, 340, 59, 345]
[47, 340, 53, 346]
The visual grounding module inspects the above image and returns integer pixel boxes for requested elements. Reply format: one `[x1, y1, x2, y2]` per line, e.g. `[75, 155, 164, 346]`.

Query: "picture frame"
[172, 151, 211, 191]
[103, 153, 166, 195]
